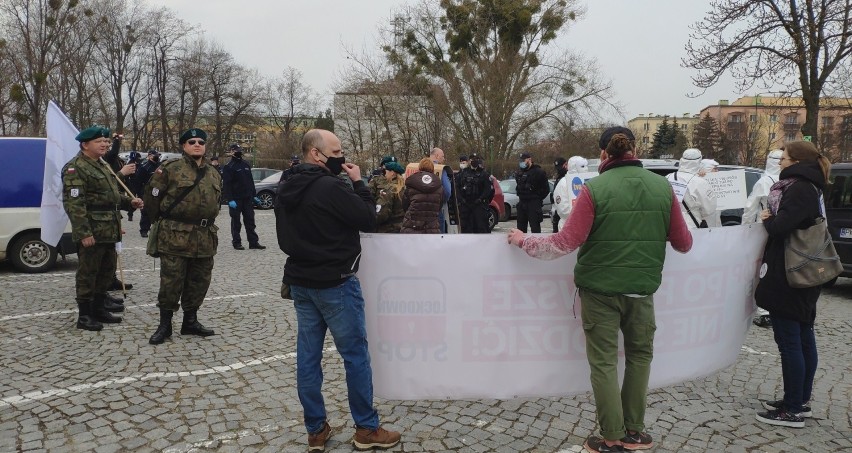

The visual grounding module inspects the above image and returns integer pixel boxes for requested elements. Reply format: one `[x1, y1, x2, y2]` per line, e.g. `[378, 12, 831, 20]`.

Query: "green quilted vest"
[574, 164, 672, 295]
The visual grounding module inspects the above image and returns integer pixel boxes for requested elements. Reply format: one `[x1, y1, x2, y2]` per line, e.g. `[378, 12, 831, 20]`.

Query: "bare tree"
[0, 0, 84, 135]
[384, 0, 616, 165]
[684, 0, 852, 143]
[262, 66, 317, 158]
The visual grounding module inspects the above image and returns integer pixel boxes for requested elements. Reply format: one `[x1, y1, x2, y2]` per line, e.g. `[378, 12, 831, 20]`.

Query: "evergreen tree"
[651, 117, 671, 158]
[315, 108, 334, 131]
[692, 113, 722, 160]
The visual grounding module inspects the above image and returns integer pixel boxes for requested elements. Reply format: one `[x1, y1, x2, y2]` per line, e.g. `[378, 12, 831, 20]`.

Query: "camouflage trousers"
[156, 254, 214, 312]
[76, 243, 117, 302]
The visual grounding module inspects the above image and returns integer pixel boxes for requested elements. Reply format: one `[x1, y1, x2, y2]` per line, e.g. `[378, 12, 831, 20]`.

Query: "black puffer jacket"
[401, 171, 443, 233]
[754, 160, 825, 322]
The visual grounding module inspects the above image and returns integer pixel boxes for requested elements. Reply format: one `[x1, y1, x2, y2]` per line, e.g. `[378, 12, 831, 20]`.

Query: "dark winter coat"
[274, 164, 376, 288]
[754, 160, 825, 323]
[222, 157, 256, 200]
[401, 171, 443, 233]
[514, 163, 550, 202]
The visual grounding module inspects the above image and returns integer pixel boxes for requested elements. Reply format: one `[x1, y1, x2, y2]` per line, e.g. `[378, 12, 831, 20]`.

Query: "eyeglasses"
[187, 140, 205, 146]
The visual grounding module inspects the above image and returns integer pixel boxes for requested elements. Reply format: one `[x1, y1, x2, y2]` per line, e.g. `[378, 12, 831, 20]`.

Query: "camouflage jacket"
[143, 155, 222, 257]
[371, 177, 404, 233]
[62, 152, 131, 243]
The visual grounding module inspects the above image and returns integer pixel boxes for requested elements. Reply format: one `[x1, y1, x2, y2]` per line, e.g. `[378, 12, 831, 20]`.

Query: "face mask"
[557, 167, 567, 176]
[459, 163, 468, 170]
[519, 162, 528, 170]
[233, 152, 243, 159]
[318, 150, 345, 175]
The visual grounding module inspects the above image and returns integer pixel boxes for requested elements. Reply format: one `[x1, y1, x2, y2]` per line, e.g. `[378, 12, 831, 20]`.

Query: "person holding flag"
[62, 126, 143, 331]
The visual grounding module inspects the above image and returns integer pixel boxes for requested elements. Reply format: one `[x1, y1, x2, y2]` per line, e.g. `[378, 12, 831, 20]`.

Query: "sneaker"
[762, 400, 812, 418]
[756, 408, 805, 428]
[753, 314, 771, 328]
[352, 426, 401, 451]
[620, 431, 654, 450]
[584, 436, 626, 453]
[308, 422, 333, 452]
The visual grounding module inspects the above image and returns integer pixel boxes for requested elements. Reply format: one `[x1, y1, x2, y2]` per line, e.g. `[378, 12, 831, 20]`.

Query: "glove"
[254, 197, 261, 204]
[228, 200, 237, 209]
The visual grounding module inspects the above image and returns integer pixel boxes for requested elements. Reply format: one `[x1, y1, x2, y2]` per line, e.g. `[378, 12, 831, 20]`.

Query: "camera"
[128, 151, 140, 162]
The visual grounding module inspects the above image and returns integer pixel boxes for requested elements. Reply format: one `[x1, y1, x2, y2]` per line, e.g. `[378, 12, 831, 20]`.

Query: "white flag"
[40, 101, 79, 246]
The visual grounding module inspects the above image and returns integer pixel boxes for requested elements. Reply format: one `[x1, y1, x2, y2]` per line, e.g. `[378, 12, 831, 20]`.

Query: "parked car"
[640, 161, 763, 226]
[253, 171, 283, 210]
[118, 151, 181, 163]
[486, 175, 505, 231]
[498, 179, 554, 220]
[826, 162, 852, 285]
[251, 167, 279, 183]
[1, 137, 76, 273]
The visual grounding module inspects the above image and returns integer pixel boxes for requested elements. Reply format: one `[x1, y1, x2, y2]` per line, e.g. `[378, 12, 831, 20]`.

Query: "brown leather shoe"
[308, 422, 333, 452]
[353, 426, 401, 451]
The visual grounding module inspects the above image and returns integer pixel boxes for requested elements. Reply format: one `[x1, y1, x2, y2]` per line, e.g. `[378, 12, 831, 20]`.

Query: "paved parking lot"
[1, 209, 850, 452]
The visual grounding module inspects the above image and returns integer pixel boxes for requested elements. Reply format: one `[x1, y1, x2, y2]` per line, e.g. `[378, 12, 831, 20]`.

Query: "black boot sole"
[180, 328, 215, 337]
[93, 316, 122, 324]
[77, 319, 103, 331]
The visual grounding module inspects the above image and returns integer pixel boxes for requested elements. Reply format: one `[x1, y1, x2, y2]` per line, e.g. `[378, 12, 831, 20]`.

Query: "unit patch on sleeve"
[70, 188, 79, 197]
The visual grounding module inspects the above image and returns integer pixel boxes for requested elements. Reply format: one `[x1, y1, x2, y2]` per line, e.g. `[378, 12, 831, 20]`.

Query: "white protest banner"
[359, 225, 766, 400]
[40, 101, 80, 246]
[704, 170, 747, 211]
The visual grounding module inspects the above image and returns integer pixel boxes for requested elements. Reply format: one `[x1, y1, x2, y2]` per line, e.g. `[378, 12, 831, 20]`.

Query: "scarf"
[767, 178, 798, 215]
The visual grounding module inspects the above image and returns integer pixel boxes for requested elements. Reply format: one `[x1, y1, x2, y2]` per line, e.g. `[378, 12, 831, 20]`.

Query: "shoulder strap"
[161, 166, 207, 219]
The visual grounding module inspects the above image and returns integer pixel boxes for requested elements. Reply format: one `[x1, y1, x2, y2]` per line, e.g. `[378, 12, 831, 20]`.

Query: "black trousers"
[139, 208, 152, 233]
[230, 197, 259, 246]
[459, 203, 490, 233]
[516, 199, 544, 233]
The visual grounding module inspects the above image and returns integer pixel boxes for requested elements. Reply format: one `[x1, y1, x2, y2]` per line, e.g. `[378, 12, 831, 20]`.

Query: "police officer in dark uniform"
[130, 150, 162, 237]
[514, 152, 550, 233]
[222, 144, 265, 250]
[62, 126, 144, 331]
[455, 154, 494, 233]
[551, 157, 568, 233]
[280, 155, 301, 183]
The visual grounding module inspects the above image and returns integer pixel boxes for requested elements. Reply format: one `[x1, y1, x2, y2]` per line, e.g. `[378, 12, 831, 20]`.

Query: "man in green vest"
[508, 126, 693, 453]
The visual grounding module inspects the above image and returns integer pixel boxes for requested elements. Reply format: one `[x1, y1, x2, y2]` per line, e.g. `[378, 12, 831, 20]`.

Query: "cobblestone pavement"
[1, 209, 850, 452]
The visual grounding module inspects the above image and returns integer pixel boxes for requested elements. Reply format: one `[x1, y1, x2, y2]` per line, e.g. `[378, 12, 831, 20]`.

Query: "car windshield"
[260, 171, 283, 184]
[499, 179, 516, 194]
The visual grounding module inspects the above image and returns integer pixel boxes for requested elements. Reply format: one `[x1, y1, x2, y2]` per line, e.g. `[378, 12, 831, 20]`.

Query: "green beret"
[75, 126, 111, 143]
[384, 162, 405, 174]
[179, 128, 207, 145]
[380, 155, 397, 166]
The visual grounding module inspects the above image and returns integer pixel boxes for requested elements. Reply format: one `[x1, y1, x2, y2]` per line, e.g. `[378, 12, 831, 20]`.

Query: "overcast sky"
[145, 0, 747, 121]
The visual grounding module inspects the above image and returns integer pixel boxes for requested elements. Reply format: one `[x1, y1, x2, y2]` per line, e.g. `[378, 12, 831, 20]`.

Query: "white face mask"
[459, 163, 468, 170]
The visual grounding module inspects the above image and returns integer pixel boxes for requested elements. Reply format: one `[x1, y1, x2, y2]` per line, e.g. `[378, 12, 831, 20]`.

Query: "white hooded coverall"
[742, 149, 782, 224]
[666, 148, 721, 229]
[552, 156, 590, 230]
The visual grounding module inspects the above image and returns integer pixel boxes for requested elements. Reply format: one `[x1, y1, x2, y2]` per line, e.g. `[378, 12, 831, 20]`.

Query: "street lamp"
[488, 135, 495, 171]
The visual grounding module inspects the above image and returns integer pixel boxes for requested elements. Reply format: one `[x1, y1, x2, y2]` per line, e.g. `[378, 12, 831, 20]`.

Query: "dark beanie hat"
[598, 126, 635, 150]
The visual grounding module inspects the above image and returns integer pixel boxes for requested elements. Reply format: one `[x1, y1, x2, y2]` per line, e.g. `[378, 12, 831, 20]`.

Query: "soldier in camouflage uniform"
[144, 128, 222, 345]
[62, 126, 144, 331]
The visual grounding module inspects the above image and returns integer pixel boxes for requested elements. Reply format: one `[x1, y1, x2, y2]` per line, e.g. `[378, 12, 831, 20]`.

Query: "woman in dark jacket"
[754, 141, 831, 429]
[401, 158, 443, 233]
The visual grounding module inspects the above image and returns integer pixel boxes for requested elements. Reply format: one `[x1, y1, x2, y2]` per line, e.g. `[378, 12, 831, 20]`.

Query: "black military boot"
[149, 309, 173, 345]
[92, 296, 122, 324]
[76, 301, 103, 331]
[180, 309, 215, 337]
[102, 293, 125, 312]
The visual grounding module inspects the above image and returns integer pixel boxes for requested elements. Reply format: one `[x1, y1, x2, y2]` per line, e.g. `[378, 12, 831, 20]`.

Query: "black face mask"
[318, 150, 345, 175]
[233, 152, 243, 159]
[557, 167, 567, 177]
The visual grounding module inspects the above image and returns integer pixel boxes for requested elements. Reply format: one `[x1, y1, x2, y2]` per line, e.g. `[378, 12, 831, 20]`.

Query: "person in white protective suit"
[700, 158, 719, 176]
[666, 148, 721, 229]
[552, 156, 589, 230]
[743, 149, 783, 328]
[742, 150, 783, 224]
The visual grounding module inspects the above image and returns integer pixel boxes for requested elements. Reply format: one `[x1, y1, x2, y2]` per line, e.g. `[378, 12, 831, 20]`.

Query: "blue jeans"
[771, 316, 818, 413]
[291, 276, 379, 434]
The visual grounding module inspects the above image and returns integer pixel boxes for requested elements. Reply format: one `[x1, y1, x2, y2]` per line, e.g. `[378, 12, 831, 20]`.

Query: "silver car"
[498, 179, 554, 219]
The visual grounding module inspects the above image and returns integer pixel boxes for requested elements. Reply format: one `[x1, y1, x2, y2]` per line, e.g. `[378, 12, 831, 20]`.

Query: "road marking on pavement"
[741, 345, 775, 356]
[0, 268, 152, 280]
[0, 346, 335, 409]
[164, 423, 288, 453]
[0, 292, 265, 322]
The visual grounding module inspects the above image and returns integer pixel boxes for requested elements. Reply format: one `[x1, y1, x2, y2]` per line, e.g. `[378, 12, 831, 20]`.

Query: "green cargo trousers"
[76, 243, 117, 302]
[580, 288, 656, 441]
[156, 254, 214, 312]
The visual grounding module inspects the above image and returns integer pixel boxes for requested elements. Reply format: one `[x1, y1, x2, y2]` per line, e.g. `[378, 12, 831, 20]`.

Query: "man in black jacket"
[222, 144, 264, 250]
[274, 129, 402, 452]
[129, 150, 162, 237]
[514, 152, 551, 233]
